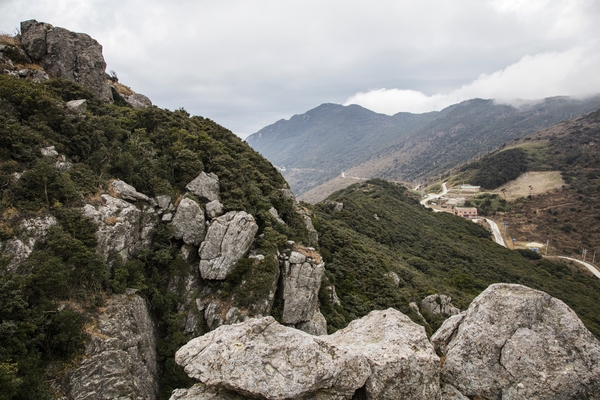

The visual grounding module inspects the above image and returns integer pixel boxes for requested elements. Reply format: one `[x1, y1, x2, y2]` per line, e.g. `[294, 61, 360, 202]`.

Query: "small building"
[460, 185, 481, 192]
[454, 207, 478, 219]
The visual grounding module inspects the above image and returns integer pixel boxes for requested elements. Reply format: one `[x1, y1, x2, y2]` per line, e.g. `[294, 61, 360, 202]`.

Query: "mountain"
[246, 97, 600, 202]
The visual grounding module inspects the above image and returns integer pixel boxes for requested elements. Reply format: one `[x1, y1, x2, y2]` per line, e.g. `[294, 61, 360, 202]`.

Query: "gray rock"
[409, 302, 428, 325]
[41, 145, 58, 156]
[386, 271, 400, 287]
[175, 316, 371, 400]
[170, 383, 247, 400]
[268, 207, 286, 224]
[155, 195, 172, 211]
[110, 179, 150, 202]
[16, 68, 49, 82]
[124, 92, 152, 108]
[162, 213, 173, 222]
[66, 99, 87, 113]
[198, 211, 258, 280]
[324, 285, 341, 306]
[186, 172, 220, 202]
[430, 312, 465, 357]
[296, 309, 328, 335]
[421, 294, 460, 316]
[297, 208, 318, 246]
[82, 194, 158, 264]
[0, 215, 57, 272]
[172, 198, 205, 246]
[327, 308, 441, 400]
[279, 188, 296, 202]
[20, 20, 113, 101]
[281, 247, 325, 324]
[61, 293, 158, 400]
[435, 283, 600, 400]
[205, 200, 224, 219]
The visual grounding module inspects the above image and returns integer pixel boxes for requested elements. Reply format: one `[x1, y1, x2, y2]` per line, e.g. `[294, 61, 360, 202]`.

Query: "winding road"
[484, 218, 506, 247]
[556, 256, 600, 280]
[420, 182, 448, 209]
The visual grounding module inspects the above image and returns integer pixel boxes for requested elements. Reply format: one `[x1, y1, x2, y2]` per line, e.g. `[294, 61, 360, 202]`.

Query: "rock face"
[111, 179, 150, 202]
[175, 316, 371, 400]
[296, 309, 328, 336]
[61, 292, 158, 400]
[198, 211, 258, 280]
[172, 197, 205, 246]
[280, 246, 325, 324]
[205, 200, 224, 219]
[0, 215, 57, 272]
[186, 172, 220, 202]
[20, 20, 113, 101]
[328, 308, 441, 400]
[421, 294, 460, 316]
[432, 283, 600, 400]
[123, 92, 152, 108]
[170, 383, 247, 400]
[82, 194, 158, 264]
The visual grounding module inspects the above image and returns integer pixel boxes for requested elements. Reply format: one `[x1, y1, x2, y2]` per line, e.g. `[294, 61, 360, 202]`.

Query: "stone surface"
[281, 246, 325, 324]
[155, 195, 172, 211]
[296, 309, 328, 336]
[61, 293, 158, 400]
[268, 207, 286, 224]
[205, 200, 224, 219]
[327, 308, 441, 400]
[198, 211, 258, 280]
[0, 215, 57, 272]
[20, 20, 113, 101]
[297, 208, 319, 246]
[172, 197, 205, 246]
[324, 285, 341, 306]
[170, 383, 247, 400]
[434, 283, 600, 400]
[110, 179, 150, 202]
[186, 172, 220, 202]
[66, 99, 87, 113]
[386, 271, 400, 287]
[41, 145, 58, 156]
[82, 194, 158, 264]
[124, 92, 152, 108]
[175, 316, 371, 400]
[421, 294, 460, 316]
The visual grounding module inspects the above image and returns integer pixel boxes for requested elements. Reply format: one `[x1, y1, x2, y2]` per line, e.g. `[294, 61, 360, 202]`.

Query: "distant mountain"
[246, 96, 600, 201]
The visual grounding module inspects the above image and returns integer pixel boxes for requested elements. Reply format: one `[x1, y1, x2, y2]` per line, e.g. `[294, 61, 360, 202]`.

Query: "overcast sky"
[1, 0, 599, 138]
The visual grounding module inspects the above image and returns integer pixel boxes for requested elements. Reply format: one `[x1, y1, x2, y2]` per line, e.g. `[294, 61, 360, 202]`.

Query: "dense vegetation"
[0, 74, 307, 398]
[460, 148, 528, 189]
[312, 180, 600, 338]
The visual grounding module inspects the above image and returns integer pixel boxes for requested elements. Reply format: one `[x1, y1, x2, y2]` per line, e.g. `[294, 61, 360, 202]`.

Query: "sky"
[1, 0, 599, 138]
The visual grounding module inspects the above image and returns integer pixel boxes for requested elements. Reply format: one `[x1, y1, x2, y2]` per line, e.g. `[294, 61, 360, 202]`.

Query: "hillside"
[247, 97, 600, 201]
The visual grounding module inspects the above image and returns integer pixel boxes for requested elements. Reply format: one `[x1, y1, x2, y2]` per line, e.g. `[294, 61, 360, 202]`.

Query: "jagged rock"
[296, 309, 328, 335]
[386, 271, 400, 287]
[124, 92, 152, 108]
[198, 211, 258, 280]
[61, 293, 158, 400]
[172, 198, 205, 246]
[280, 247, 325, 324]
[55, 156, 73, 171]
[41, 145, 58, 156]
[82, 194, 158, 264]
[268, 207, 286, 224]
[430, 312, 465, 356]
[186, 172, 220, 202]
[0, 215, 57, 272]
[110, 179, 150, 202]
[421, 294, 460, 316]
[162, 213, 173, 222]
[327, 308, 441, 400]
[324, 285, 341, 306]
[433, 283, 600, 400]
[297, 208, 318, 245]
[170, 383, 247, 400]
[155, 195, 172, 211]
[409, 302, 428, 325]
[16, 67, 49, 82]
[441, 384, 469, 400]
[175, 316, 371, 400]
[20, 20, 113, 101]
[66, 98, 87, 113]
[205, 200, 224, 219]
[168, 268, 203, 336]
[279, 188, 296, 202]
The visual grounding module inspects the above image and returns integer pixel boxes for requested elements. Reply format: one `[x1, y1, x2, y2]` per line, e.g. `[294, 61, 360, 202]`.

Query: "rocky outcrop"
[280, 246, 325, 324]
[170, 383, 247, 400]
[205, 200, 224, 219]
[20, 20, 113, 101]
[175, 316, 371, 400]
[186, 172, 220, 202]
[421, 294, 460, 316]
[198, 211, 258, 280]
[110, 179, 150, 202]
[82, 194, 158, 264]
[432, 283, 600, 400]
[327, 308, 441, 400]
[296, 309, 328, 335]
[123, 92, 152, 108]
[0, 215, 57, 272]
[61, 291, 158, 400]
[174, 309, 440, 400]
[66, 99, 87, 113]
[172, 197, 205, 246]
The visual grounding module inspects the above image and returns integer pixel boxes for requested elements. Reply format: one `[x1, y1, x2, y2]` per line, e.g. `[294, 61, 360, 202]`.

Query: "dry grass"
[104, 216, 118, 226]
[492, 171, 564, 201]
[292, 244, 323, 264]
[14, 62, 44, 71]
[0, 34, 18, 46]
[110, 81, 134, 96]
[83, 319, 110, 340]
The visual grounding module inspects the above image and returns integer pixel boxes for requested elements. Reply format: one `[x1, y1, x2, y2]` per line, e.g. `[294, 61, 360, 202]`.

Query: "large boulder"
[327, 308, 441, 400]
[432, 283, 600, 400]
[421, 294, 460, 316]
[198, 211, 258, 280]
[186, 172, 220, 202]
[175, 316, 371, 400]
[280, 246, 325, 324]
[61, 292, 158, 400]
[20, 20, 113, 101]
[172, 197, 205, 246]
[110, 179, 150, 202]
[296, 309, 328, 336]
